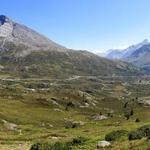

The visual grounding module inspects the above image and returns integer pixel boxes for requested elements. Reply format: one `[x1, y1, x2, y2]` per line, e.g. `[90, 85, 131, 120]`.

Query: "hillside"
[0, 15, 140, 78]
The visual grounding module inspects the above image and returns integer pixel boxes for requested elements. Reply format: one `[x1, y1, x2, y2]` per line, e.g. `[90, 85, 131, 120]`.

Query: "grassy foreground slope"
[0, 76, 150, 149]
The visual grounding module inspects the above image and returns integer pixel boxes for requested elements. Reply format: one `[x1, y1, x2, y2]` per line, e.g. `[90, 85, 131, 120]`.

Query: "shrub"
[124, 112, 130, 120]
[107, 113, 113, 118]
[105, 130, 128, 141]
[53, 142, 72, 150]
[124, 109, 134, 120]
[128, 130, 146, 140]
[130, 109, 134, 116]
[30, 143, 42, 150]
[135, 118, 140, 123]
[30, 137, 88, 150]
[138, 125, 150, 137]
[65, 121, 78, 129]
[30, 142, 72, 150]
[123, 102, 128, 108]
[128, 125, 150, 140]
[71, 136, 87, 145]
[67, 102, 75, 107]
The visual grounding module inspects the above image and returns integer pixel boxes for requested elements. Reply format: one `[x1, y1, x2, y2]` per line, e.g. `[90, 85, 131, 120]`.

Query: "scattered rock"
[54, 108, 63, 112]
[6, 123, 18, 131]
[92, 115, 108, 121]
[63, 97, 68, 100]
[2, 120, 18, 131]
[0, 65, 4, 71]
[90, 102, 96, 106]
[48, 124, 54, 128]
[51, 136, 59, 140]
[138, 99, 150, 107]
[40, 122, 53, 128]
[80, 105, 87, 108]
[51, 100, 59, 106]
[72, 121, 85, 126]
[25, 88, 36, 92]
[97, 140, 111, 149]
[85, 103, 90, 107]
[64, 119, 85, 128]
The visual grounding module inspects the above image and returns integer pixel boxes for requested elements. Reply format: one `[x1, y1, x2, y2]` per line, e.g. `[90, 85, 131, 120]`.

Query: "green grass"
[0, 76, 150, 149]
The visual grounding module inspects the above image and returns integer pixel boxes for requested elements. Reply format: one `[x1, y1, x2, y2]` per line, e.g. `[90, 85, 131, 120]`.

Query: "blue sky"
[1, 0, 150, 52]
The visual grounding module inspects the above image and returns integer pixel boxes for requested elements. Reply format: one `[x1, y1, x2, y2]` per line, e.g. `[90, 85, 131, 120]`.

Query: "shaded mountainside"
[0, 15, 140, 78]
[0, 49, 140, 78]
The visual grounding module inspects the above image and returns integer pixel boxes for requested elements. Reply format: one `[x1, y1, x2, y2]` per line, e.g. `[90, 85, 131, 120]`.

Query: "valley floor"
[0, 75, 150, 149]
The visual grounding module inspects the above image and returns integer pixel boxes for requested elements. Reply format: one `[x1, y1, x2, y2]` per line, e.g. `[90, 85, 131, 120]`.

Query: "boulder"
[97, 140, 111, 149]
[72, 121, 85, 126]
[2, 120, 18, 131]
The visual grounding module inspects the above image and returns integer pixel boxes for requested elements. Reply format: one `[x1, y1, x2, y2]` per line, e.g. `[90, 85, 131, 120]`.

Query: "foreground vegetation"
[0, 75, 150, 149]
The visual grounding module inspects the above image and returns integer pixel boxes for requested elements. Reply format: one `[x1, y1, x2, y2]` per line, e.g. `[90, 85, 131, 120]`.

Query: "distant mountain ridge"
[100, 39, 150, 71]
[102, 39, 149, 59]
[124, 44, 150, 70]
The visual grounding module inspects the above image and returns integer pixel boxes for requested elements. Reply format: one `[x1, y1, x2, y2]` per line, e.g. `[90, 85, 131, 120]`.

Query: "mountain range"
[102, 39, 149, 59]
[0, 15, 139, 78]
[102, 39, 150, 70]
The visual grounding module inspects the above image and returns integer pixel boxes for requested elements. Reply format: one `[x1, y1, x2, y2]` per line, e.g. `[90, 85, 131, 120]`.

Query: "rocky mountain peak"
[0, 15, 11, 25]
[0, 15, 13, 38]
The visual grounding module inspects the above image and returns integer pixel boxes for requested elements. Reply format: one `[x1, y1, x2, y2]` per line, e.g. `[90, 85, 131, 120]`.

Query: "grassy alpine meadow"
[0, 75, 150, 149]
[1, 1, 150, 149]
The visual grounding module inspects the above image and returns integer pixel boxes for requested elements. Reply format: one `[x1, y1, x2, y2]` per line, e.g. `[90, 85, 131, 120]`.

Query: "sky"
[1, 0, 150, 53]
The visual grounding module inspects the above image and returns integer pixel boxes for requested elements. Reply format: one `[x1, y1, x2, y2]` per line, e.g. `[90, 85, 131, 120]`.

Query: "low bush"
[65, 122, 78, 129]
[30, 142, 72, 150]
[138, 125, 150, 137]
[30, 143, 41, 150]
[124, 109, 134, 120]
[128, 130, 146, 140]
[71, 136, 87, 145]
[105, 130, 128, 141]
[128, 125, 150, 140]
[135, 118, 140, 123]
[30, 137, 88, 150]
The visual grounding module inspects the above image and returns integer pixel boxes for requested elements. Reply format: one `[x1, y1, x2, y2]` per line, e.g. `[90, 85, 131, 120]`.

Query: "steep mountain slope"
[0, 15, 66, 57]
[0, 15, 139, 78]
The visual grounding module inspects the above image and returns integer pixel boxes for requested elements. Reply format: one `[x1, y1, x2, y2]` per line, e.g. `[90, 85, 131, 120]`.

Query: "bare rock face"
[0, 15, 13, 37]
[0, 15, 67, 57]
